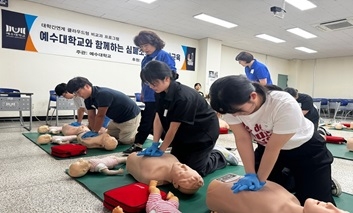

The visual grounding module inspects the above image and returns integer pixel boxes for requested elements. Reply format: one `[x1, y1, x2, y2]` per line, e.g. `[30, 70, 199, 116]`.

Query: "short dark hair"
[235, 51, 254, 63]
[194, 83, 202, 88]
[66, 77, 92, 94]
[55, 83, 67, 96]
[284, 87, 298, 98]
[209, 75, 267, 114]
[133, 31, 165, 50]
[265, 84, 283, 91]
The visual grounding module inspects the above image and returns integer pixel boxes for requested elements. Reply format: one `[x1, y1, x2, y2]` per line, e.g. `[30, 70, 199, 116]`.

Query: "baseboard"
[0, 115, 88, 122]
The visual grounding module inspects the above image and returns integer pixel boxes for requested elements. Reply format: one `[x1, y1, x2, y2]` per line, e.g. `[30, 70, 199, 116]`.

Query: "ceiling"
[23, 0, 353, 60]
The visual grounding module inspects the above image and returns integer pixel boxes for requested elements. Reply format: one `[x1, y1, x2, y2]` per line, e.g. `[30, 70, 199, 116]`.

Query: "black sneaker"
[123, 144, 143, 154]
[331, 177, 342, 197]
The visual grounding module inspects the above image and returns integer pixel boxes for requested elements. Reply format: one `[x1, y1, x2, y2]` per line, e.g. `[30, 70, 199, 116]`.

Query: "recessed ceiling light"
[295, 47, 317, 53]
[287, 28, 317, 39]
[137, 0, 157, 4]
[285, 0, 317, 11]
[255, 34, 286, 43]
[194, 13, 237, 29]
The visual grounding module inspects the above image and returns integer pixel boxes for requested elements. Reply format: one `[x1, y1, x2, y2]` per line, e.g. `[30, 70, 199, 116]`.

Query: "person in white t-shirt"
[209, 75, 335, 206]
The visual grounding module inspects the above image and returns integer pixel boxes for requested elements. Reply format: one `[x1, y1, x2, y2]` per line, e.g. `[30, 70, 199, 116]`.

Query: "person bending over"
[55, 83, 111, 128]
[209, 75, 335, 205]
[137, 61, 239, 177]
[66, 77, 141, 144]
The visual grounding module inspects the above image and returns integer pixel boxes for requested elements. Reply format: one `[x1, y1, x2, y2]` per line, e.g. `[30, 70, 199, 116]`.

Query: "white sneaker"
[213, 145, 240, 166]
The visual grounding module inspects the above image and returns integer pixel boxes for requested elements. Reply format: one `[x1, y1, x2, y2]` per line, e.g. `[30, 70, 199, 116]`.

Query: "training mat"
[69, 165, 245, 213]
[326, 143, 353, 161]
[70, 163, 353, 213]
[334, 192, 353, 213]
[22, 132, 152, 160]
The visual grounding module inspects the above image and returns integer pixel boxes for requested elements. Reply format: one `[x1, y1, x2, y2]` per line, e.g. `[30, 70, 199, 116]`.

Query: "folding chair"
[45, 90, 76, 126]
[0, 88, 32, 130]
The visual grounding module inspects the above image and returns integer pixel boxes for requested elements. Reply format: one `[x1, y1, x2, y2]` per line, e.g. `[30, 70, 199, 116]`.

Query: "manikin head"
[346, 138, 353, 151]
[334, 123, 343, 130]
[101, 134, 118, 150]
[170, 162, 203, 194]
[62, 124, 89, 136]
[37, 134, 52, 144]
[303, 198, 349, 213]
[68, 158, 90, 177]
[37, 125, 50, 134]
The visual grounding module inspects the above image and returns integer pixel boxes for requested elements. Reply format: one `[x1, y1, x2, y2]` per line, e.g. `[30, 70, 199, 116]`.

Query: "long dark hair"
[209, 75, 266, 114]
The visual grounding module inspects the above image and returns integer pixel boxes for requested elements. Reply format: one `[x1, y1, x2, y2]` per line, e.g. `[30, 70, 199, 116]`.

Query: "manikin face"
[170, 162, 203, 190]
[303, 198, 344, 213]
[140, 43, 156, 55]
[147, 77, 170, 93]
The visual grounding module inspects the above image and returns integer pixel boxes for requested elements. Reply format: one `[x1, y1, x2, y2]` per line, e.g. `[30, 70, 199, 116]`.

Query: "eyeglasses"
[73, 88, 83, 96]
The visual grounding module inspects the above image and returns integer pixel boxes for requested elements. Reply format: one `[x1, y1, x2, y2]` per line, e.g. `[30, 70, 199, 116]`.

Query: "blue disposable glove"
[102, 116, 111, 128]
[69, 121, 81, 127]
[231, 173, 265, 193]
[81, 131, 99, 139]
[137, 142, 164, 157]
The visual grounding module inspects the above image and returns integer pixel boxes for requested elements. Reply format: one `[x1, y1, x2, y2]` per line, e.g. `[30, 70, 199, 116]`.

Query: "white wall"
[220, 45, 290, 85]
[1, 0, 198, 116]
[2, 0, 353, 118]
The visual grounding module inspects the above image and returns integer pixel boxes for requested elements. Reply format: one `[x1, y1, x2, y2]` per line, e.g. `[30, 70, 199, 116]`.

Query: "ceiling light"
[285, 0, 317, 11]
[255, 34, 285, 43]
[295, 47, 317, 53]
[136, 0, 157, 4]
[194, 13, 237, 28]
[287, 28, 317, 39]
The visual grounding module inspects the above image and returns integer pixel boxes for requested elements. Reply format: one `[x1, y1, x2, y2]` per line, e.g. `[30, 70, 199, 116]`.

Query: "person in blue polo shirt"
[66, 77, 141, 144]
[235, 51, 272, 85]
[137, 60, 239, 177]
[123, 30, 177, 154]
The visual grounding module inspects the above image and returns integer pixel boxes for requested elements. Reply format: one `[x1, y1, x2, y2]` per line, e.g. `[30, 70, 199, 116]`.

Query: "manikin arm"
[51, 135, 77, 144]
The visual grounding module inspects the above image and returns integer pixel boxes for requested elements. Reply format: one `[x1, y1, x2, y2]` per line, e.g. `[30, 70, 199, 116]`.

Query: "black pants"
[171, 120, 227, 177]
[254, 131, 335, 205]
[133, 102, 157, 145]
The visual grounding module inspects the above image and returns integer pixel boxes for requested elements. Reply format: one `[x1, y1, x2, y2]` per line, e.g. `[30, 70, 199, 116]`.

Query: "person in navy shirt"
[124, 31, 177, 154]
[235, 51, 273, 85]
[66, 77, 141, 144]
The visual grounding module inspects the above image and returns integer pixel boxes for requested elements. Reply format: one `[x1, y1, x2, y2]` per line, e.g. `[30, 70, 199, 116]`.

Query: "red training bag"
[51, 144, 87, 158]
[103, 182, 167, 213]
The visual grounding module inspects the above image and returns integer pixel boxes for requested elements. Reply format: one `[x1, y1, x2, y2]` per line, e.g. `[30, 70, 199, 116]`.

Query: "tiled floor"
[0, 119, 352, 212]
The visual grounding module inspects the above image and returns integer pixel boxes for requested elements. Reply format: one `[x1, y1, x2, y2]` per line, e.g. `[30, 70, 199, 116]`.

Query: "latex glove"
[137, 142, 164, 157]
[231, 173, 265, 193]
[81, 131, 99, 139]
[69, 121, 81, 127]
[102, 116, 111, 128]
